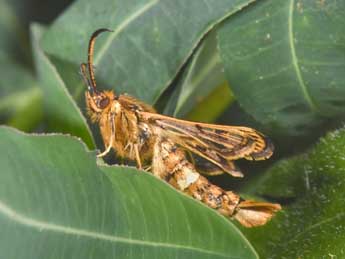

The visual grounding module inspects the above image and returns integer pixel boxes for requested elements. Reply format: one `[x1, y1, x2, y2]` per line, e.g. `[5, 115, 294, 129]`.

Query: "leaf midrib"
[88, 0, 257, 104]
[94, 0, 160, 65]
[0, 200, 237, 258]
[74, 0, 159, 101]
[288, 0, 318, 112]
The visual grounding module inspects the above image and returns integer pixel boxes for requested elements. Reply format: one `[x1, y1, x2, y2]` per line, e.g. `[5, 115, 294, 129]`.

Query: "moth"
[82, 28, 281, 227]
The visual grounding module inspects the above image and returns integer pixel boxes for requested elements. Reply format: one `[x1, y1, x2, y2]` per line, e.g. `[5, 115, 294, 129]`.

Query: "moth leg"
[144, 166, 152, 172]
[97, 143, 112, 157]
[134, 144, 142, 170]
[97, 113, 115, 158]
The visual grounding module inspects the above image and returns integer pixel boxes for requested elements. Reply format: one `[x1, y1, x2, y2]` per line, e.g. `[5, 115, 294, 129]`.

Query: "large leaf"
[41, 0, 256, 105]
[241, 127, 345, 258]
[0, 0, 41, 131]
[0, 126, 258, 258]
[31, 24, 95, 148]
[163, 30, 234, 122]
[218, 0, 345, 136]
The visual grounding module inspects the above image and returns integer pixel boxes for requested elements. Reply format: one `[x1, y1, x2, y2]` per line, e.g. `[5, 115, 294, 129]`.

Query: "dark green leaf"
[218, 0, 345, 136]
[163, 31, 234, 121]
[41, 0, 256, 105]
[0, 0, 31, 65]
[0, 126, 258, 259]
[31, 24, 95, 148]
[0, 0, 43, 131]
[242, 127, 345, 258]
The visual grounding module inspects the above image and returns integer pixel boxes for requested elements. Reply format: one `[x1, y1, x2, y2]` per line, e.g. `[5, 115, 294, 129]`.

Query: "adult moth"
[82, 29, 281, 227]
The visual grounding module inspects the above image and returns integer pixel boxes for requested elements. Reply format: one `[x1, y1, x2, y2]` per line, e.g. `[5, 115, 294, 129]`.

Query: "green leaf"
[185, 83, 234, 123]
[0, 126, 258, 259]
[6, 87, 43, 131]
[0, 1, 44, 132]
[41, 0, 256, 105]
[31, 24, 95, 148]
[163, 31, 234, 121]
[242, 127, 345, 258]
[0, 0, 31, 65]
[218, 0, 345, 136]
[0, 53, 43, 131]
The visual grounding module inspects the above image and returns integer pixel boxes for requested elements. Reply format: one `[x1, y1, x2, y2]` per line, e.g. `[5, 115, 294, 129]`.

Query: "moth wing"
[192, 154, 243, 177]
[139, 112, 273, 177]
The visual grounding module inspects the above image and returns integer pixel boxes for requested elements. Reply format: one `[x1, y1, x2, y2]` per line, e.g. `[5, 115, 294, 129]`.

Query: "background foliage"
[0, 0, 344, 258]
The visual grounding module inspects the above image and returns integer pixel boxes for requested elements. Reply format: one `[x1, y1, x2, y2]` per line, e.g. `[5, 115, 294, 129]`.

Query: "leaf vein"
[288, 0, 318, 112]
[0, 200, 238, 258]
[95, 0, 160, 65]
[284, 212, 345, 246]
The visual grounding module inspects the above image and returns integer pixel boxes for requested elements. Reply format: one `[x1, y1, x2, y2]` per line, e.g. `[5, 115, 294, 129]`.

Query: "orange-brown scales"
[152, 137, 281, 227]
[86, 90, 156, 167]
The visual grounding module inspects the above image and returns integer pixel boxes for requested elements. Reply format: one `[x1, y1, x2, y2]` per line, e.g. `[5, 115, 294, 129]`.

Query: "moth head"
[80, 28, 115, 119]
[85, 90, 113, 113]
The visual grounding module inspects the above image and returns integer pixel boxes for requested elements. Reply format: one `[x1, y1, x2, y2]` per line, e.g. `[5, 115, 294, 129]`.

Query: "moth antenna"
[87, 28, 113, 93]
[80, 63, 93, 93]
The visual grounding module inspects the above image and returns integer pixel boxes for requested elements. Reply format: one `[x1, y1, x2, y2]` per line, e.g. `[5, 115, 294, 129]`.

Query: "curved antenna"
[87, 28, 113, 93]
[80, 63, 93, 92]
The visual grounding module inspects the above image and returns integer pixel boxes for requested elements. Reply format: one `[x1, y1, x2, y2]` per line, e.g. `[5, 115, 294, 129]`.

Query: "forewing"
[139, 112, 274, 177]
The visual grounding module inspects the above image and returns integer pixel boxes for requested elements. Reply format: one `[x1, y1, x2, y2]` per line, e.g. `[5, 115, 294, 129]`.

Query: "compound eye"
[99, 97, 110, 109]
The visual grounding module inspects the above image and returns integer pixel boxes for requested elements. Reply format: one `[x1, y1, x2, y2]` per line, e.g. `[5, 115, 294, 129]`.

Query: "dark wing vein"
[139, 112, 273, 177]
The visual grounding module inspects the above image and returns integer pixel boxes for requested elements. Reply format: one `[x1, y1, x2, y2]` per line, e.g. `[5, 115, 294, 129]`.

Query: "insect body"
[82, 29, 281, 227]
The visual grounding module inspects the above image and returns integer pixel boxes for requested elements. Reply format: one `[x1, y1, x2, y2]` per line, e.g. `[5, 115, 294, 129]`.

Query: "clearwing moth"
[82, 29, 281, 227]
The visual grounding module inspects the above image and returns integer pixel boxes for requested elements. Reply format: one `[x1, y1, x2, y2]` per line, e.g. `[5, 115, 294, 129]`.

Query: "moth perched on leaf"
[82, 29, 281, 227]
